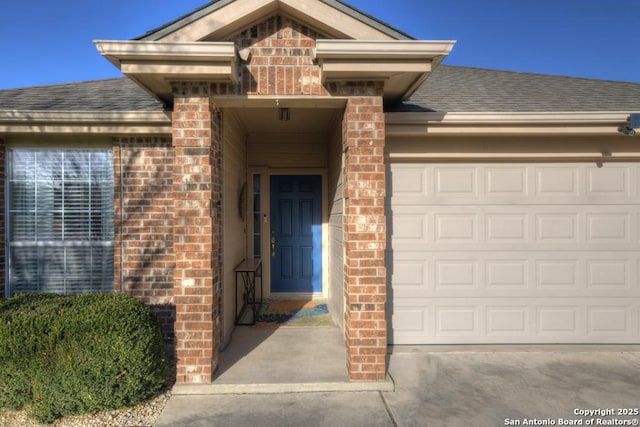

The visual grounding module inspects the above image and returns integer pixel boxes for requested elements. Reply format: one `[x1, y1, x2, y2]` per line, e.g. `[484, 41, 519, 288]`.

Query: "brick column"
[342, 95, 387, 381]
[172, 83, 221, 384]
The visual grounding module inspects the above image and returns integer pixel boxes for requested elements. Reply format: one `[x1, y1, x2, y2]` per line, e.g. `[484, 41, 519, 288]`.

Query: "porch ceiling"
[230, 107, 340, 134]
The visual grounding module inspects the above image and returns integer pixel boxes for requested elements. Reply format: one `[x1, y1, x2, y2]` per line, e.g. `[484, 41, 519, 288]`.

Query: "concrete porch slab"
[172, 326, 394, 395]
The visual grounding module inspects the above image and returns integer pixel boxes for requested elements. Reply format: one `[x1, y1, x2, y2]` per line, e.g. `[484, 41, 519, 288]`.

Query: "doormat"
[254, 299, 334, 327]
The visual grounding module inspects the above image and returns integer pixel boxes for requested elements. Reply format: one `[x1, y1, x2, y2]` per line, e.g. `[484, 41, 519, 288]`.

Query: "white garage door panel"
[391, 164, 638, 205]
[392, 253, 638, 298]
[389, 163, 640, 344]
[391, 207, 640, 251]
[391, 298, 640, 344]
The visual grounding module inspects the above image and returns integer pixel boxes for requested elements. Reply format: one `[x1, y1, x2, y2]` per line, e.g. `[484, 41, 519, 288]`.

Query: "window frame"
[6, 148, 115, 297]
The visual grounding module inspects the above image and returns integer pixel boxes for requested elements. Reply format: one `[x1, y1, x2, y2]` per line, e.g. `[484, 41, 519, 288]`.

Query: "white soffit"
[315, 40, 456, 103]
[94, 40, 238, 103]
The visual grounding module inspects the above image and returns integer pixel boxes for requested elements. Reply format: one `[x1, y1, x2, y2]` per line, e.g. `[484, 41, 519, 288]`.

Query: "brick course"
[171, 16, 388, 383]
[113, 137, 176, 346]
[171, 82, 222, 384]
[341, 94, 388, 381]
[213, 15, 330, 97]
[0, 14, 391, 384]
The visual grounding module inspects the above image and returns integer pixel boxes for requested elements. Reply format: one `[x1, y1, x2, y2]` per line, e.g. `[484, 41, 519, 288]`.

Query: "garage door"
[388, 162, 640, 344]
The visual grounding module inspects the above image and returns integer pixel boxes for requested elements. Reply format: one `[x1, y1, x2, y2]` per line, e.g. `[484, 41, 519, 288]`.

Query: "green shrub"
[0, 293, 167, 424]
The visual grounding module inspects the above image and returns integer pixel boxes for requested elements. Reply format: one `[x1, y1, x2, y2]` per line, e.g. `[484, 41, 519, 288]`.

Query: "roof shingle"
[0, 66, 638, 114]
[395, 65, 640, 113]
[0, 78, 165, 112]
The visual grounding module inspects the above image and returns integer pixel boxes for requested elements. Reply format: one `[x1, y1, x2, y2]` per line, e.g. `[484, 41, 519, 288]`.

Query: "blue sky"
[0, 0, 638, 89]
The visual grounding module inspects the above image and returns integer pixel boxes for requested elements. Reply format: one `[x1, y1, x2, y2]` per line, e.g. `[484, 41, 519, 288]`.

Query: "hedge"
[0, 293, 167, 424]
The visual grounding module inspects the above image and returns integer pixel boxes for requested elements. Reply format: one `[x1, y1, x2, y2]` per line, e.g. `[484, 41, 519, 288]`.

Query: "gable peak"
[137, 0, 412, 42]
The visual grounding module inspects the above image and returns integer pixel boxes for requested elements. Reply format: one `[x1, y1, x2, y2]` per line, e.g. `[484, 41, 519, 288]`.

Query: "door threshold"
[269, 293, 324, 300]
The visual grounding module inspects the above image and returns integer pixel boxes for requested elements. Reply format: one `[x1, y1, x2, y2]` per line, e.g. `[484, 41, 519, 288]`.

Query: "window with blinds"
[7, 149, 114, 295]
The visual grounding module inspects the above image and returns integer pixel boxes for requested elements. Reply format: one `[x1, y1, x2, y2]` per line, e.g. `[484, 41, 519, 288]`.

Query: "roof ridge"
[135, 0, 226, 41]
[0, 77, 128, 92]
[326, 0, 413, 40]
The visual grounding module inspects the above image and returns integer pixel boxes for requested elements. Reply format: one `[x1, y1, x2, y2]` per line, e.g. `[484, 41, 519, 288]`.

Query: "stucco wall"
[328, 117, 344, 330]
[222, 110, 248, 346]
[385, 135, 640, 159]
[247, 133, 328, 169]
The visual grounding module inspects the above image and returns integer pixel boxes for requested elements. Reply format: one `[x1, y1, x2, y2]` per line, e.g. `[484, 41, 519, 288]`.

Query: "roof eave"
[0, 110, 172, 135]
[315, 40, 456, 104]
[386, 111, 638, 137]
[94, 40, 238, 104]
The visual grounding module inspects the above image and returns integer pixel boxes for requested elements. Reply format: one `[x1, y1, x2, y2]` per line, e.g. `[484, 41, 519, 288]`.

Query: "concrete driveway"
[157, 346, 640, 427]
[385, 346, 640, 426]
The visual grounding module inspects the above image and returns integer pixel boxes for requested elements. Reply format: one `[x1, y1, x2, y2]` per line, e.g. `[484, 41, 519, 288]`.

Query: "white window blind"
[7, 149, 114, 295]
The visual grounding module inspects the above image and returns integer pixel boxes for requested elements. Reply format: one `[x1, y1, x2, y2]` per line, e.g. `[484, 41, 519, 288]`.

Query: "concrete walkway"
[157, 329, 640, 427]
[171, 326, 392, 394]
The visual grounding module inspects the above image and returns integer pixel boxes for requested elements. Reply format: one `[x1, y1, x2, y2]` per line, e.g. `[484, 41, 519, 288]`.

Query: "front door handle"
[271, 237, 276, 257]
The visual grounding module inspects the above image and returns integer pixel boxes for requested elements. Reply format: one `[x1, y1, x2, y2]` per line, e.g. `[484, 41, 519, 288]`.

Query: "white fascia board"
[0, 110, 170, 123]
[314, 40, 456, 60]
[94, 40, 236, 63]
[315, 40, 455, 102]
[95, 40, 238, 101]
[386, 112, 632, 125]
[385, 112, 635, 137]
[0, 110, 172, 134]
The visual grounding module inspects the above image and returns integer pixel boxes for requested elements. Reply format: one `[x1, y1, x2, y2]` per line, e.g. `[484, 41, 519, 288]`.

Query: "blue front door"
[270, 175, 322, 293]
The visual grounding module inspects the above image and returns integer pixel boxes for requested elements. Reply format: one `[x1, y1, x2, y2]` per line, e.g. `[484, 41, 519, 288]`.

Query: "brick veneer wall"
[169, 15, 389, 382]
[171, 82, 221, 384]
[340, 91, 387, 381]
[210, 15, 330, 97]
[112, 137, 176, 346]
[225, 16, 388, 380]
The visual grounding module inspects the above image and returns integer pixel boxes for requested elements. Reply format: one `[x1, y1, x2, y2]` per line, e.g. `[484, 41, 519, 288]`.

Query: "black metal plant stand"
[234, 258, 263, 325]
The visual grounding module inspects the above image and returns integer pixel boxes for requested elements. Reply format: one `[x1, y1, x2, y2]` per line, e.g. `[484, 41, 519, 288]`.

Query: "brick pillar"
[172, 83, 221, 384]
[342, 95, 387, 381]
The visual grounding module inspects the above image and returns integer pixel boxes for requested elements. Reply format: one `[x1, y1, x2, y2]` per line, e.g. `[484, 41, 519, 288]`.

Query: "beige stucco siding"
[328, 117, 344, 329]
[386, 135, 640, 161]
[247, 133, 328, 168]
[223, 111, 248, 345]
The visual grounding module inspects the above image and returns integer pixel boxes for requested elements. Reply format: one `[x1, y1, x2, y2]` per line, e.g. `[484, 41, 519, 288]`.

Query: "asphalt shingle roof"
[395, 65, 640, 113]
[0, 78, 166, 112]
[0, 66, 638, 114]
